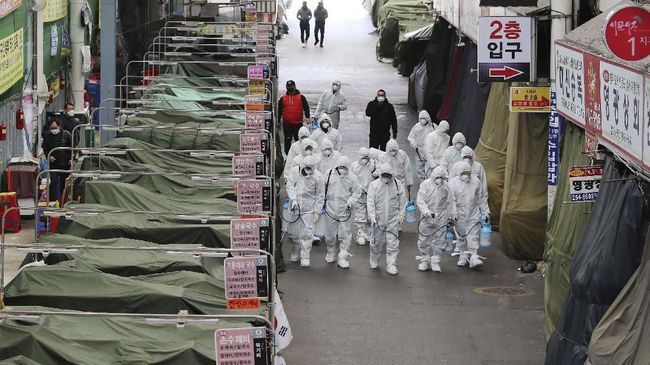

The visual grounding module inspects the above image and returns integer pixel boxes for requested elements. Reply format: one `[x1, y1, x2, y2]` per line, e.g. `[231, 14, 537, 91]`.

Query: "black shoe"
[314, 40, 319, 45]
[320, 44, 323, 48]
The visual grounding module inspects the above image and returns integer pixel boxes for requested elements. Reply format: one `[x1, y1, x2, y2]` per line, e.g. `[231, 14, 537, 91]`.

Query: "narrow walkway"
[277, 1, 545, 364]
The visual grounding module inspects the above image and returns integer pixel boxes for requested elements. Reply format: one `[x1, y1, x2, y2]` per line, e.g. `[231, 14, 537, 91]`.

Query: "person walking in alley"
[297, 1, 312, 48]
[313, 1, 328, 47]
[278, 80, 310, 154]
[408, 110, 435, 181]
[315, 80, 347, 129]
[42, 118, 73, 201]
[365, 89, 397, 151]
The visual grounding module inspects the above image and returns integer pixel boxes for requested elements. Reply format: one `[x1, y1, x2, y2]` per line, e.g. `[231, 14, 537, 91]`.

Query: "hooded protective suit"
[367, 163, 407, 274]
[425, 120, 450, 171]
[311, 114, 342, 151]
[315, 80, 348, 129]
[450, 161, 490, 268]
[408, 111, 435, 180]
[286, 126, 311, 166]
[317, 138, 342, 174]
[351, 147, 377, 245]
[380, 139, 413, 189]
[416, 166, 454, 272]
[441, 132, 466, 171]
[286, 155, 325, 267]
[323, 156, 361, 268]
[450, 146, 488, 199]
[284, 138, 319, 180]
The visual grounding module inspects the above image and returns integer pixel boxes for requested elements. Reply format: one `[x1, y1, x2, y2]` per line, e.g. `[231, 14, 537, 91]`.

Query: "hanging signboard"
[232, 155, 266, 176]
[236, 179, 272, 214]
[643, 75, 650, 170]
[584, 132, 599, 155]
[583, 53, 602, 134]
[214, 327, 269, 365]
[245, 111, 272, 131]
[599, 60, 644, 164]
[555, 43, 586, 128]
[568, 166, 603, 203]
[548, 88, 561, 186]
[230, 217, 271, 255]
[224, 256, 269, 299]
[0, 28, 23, 95]
[247, 65, 270, 80]
[509, 86, 550, 112]
[240, 133, 269, 154]
[0, 0, 21, 19]
[603, 5, 650, 62]
[43, 0, 67, 22]
[478, 16, 535, 82]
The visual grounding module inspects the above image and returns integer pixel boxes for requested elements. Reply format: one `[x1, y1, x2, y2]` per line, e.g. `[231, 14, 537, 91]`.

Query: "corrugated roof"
[562, 1, 650, 73]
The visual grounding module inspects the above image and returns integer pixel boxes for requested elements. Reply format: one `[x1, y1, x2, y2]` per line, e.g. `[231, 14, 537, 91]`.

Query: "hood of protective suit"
[300, 138, 317, 156]
[337, 155, 351, 169]
[320, 138, 334, 151]
[437, 120, 450, 133]
[418, 110, 431, 124]
[432, 166, 446, 180]
[319, 113, 332, 123]
[298, 126, 310, 139]
[302, 155, 318, 169]
[461, 146, 475, 160]
[358, 147, 369, 159]
[332, 80, 342, 88]
[452, 132, 466, 145]
[386, 139, 399, 153]
[456, 161, 472, 175]
[376, 162, 393, 176]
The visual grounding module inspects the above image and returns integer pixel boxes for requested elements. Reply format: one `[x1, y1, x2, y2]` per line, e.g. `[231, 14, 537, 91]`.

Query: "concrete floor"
[1, 220, 35, 286]
[277, 1, 546, 364]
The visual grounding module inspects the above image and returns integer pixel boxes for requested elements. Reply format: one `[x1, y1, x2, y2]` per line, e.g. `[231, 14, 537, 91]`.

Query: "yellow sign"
[0, 28, 24, 95]
[0, 0, 21, 19]
[43, 0, 67, 22]
[509, 86, 551, 113]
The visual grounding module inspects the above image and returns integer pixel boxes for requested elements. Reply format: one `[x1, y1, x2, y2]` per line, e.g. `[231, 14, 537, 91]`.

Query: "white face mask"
[455, 143, 464, 150]
[463, 157, 472, 163]
[381, 177, 390, 184]
[460, 174, 470, 183]
[360, 157, 369, 166]
[50, 128, 61, 135]
[338, 167, 348, 175]
[67, 110, 75, 117]
[305, 149, 313, 156]
[419, 118, 428, 126]
[434, 177, 443, 185]
[323, 148, 332, 157]
[377, 96, 385, 103]
[332, 85, 340, 92]
[321, 122, 331, 130]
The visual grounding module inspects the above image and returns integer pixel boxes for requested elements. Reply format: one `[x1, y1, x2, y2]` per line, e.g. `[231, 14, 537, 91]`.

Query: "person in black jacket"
[42, 118, 73, 201]
[365, 89, 397, 151]
[60, 103, 80, 146]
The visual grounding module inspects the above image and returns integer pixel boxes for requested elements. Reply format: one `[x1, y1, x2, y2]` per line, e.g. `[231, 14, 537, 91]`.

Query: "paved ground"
[277, 1, 546, 364]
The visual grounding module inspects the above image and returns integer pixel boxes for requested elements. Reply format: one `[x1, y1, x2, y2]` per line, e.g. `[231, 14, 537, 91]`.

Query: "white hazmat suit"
[441, 132, 467, 172]
[285, 126, 312, 165]
[380, 139, 413, 191]
[416, 166, 454, 272]
[317, 138, 342, 175]
[286, 155, 325, 268]
[315, 80, 348, 129]
[450, 161, 490, 269]
[425, 120, 450, 172]
[285, 138, 319, 180]
[450, 146, 488, 199]
[323, 156, 361, 268]
[367, 163, 407, 275]
[408, 110, 435, 180]
[311, 114, 342, 151]
[350, 147, 377, 245]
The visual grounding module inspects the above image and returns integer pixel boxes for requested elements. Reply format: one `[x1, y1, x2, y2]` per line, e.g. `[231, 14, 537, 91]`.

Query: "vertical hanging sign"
[0, 0, 21, 19]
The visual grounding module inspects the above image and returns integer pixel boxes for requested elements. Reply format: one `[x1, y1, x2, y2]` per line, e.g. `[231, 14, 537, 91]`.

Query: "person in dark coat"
[365, 89, 397, 151]
[313, 2, 328, 47]
[296, 1, 312, 47]
[60, 103, 80, 146]
[42, 118, 73, 201]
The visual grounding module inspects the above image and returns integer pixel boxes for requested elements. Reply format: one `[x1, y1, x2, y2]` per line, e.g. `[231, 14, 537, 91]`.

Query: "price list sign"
[569, 166, 603, 203]
[247, 65, 270, 80]
[245, 111, 272, 131]
[236, 179, 272, 214]
[240, 133, 269, 155]
[224, 256, 269, 299]
[215, 327, 268, 365]
[230, 218, 271, 255]
[232, 155, 265, 176]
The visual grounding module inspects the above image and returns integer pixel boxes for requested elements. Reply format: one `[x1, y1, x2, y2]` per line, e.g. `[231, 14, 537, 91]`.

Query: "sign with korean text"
[603, 5, 650, 62]
[548, 88, 561, 186]
[236, 179, 272, 214]
[556, 43, 586, 128]
[643, 75, 650, 169]
[215, 327, 268, 365]
[240, 133, 269, 155]
[230, 218, 271, 254]
[0, 0, 20, 19]
[248, 80, 267, 95]
[43, 0, 67, 22]
[509, 87, 550, 112]
[232, 155, 266, 176]
[569, 166, 603, 203]
[247, 65, 270, 80]
[0, 28, 23, 95]
[245, 111, 272, 131]
[224, 256, 269, 299]
[478, 16, 534, 82]
[599, 60, 644, 163]
[584, 132, 599, 154]
[584, 53, 602, 134]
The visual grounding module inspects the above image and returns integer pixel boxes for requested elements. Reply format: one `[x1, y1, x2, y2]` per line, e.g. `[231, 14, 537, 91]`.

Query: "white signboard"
[599, 60, 644, 163]
[478, 16, 534, 82]
[643, 75, 650, 169]
[569, 166, 603, 203]
[556, 43, 586, 126]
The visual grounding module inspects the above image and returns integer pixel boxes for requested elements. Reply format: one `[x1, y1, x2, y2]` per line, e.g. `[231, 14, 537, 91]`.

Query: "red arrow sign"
[488, 66, 524, 80]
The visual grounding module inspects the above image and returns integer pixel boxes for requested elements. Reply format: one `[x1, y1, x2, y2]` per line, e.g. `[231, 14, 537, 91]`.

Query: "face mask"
[338, 167, 348, 175]
[381, 177, 390, 184]
[360, 157, 369, 166]
[321, 123, 330, 131]
[377, 96, 386, 103]
[391, 150, 398, 157]
[460, 174, 470, 183]
[287, 87, 296, 93]
[455, 143, 464, 150]
[50, 128, 60, 135]
[323, 149, 332, 157]
[419, 118, 428, 126]
[305, 149, 313, 156]
[67, 110, 75, 117]
[332, 85, 340, 92]
[435, 177, 443, 185]
[463, 157, 472, 164]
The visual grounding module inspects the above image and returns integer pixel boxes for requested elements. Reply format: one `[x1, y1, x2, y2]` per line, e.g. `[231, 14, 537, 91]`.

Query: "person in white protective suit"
[284, 138, 319, 180]
[315, 80, 348, 129]
[380, 139, 413, 193]
[407, 110, 435, 180]
[286, 155, 325, 268]
[350, 147, 377, 246]
[317, 138, 342, 174]
[322, 156, 361, 268]
[450, 161, 490, 269]
[311, 114, 342, 151]
[285, 126, 312, 165]
[441, 132, 466, 172]
[450, 146, 488, 198]
[416, 166, 454, 272]
[367, 163, 407, 275]
[424, 120, 450, 172]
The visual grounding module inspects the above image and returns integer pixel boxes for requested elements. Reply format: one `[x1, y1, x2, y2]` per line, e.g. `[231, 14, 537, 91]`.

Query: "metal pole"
[99, 0, 117, 145]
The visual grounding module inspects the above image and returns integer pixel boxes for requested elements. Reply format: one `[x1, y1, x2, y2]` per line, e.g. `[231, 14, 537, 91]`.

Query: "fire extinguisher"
[15, 109, 24, 130]
[0, 123, 7, 141]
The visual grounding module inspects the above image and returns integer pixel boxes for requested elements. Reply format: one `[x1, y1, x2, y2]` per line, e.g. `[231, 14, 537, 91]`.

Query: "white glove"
[399, 213, 405, 225]
[313, 212, 320, 223]
[290, 200, 298, 210]
[370, 216, 377, 225]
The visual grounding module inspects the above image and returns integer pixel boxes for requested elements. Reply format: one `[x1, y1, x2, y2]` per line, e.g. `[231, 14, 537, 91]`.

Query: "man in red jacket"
[278, 80, 311, 154]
